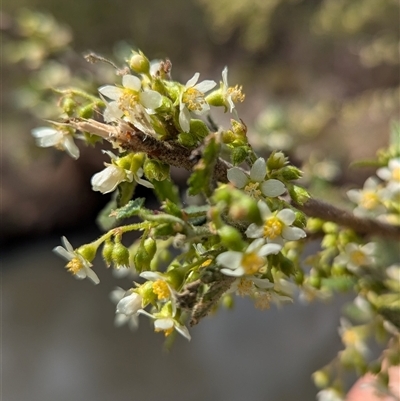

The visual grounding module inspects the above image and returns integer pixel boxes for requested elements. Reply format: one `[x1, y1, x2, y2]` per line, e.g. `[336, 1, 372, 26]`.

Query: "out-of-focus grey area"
[2, 0, 398, 399]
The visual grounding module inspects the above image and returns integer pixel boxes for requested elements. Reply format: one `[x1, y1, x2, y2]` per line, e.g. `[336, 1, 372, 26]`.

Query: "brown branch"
[293, 198, 400, 240]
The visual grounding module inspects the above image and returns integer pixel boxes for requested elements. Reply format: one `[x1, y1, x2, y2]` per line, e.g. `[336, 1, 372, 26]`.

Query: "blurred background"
[2, 0, 399, 400]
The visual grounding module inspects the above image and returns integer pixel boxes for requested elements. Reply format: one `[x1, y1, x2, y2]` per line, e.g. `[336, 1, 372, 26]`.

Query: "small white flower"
[338, 318, 369, 356]
[347, 177, 386, 217]
[138, 309, 191, 341]
[227, 158, 286, 198]
[377, 157, 400, 184]
[110, 287, 141, 331]
[246, 200, 306, 245]
[140, 271, 175, 304]
[99, 74, 162, 111]
[334, 242, 376, 272]
[91, 164, 133, 194]
[32, 127, 79, 159]
[179, 72, 216, 132]
[220, 66, 245, 113]
[216, 238, 282, 277]
[53, 236, 99, 284]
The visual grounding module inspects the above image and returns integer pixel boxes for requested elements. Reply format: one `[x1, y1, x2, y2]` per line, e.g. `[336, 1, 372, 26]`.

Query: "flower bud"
[267, 151, 287, 170]
[190, 119, 209, 140]
[102, 240, 114, 267]
[280, 166, 303, 181]
[229, 197, 261, 224]
[231, 146, 248, 165]
[218, 226, 245, 251]
[112, 241, 130, 268]
[62, 98, 76, 116]
[205, 89, 224, 108]
[177, 132, 198, 147]
[143, 159, 169, 181]
[312, 370, 330, 388]
[128, 50, 150, 74]
[144, 238, 157, 258]
[77, 243, 97, 262]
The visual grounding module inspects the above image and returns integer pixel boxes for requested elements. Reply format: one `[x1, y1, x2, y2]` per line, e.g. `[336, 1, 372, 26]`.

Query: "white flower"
[140, 271, 174, 303]
[347, 177, 386, 217]
[53, 236, 99, 284]
[216, 238, 282, 277]
[138, 309, 191, 341]
[110, 287, 141, 331]
[246, 200, 306, 245]
[91, 164, 133, 194]
[99, 74, 162, 112]
[376, 157, 400, 192]
[32, 127, 79, 159]
[334, 242, 376, 272]
[338, 318, 369, 356]
[316, 388, 343, 401]
[227, 158, 286, 198]
[179, 72, 216, 132]
[220, 66, 245, 113]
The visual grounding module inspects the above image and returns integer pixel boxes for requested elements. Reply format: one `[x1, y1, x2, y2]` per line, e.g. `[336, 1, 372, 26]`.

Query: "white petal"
[362, 242, 376, 255]
[245, 224, 263, 239]
[258, 243, 282, 256]
[31, 127, 58, 138]
[91, 165, 126, 194]
[114, 314, 130, 327]
[195, 80, 217, 93]
[222, 66, 228, 86]
[154, 317, 174, 331]
[250, 158, 266, 182]
[227, 168, 248, 188]
[53, 246, 73, 261]
[116, 293, 142, 315]
[221, 267, 245, 277]
[277, 209, 295, 225]
[84, 267, 100, 285]
[216, 251, 242, 269]
[179, 107, 191, 133]
[282, 226, 306, 241]
[34, 131, 62, 147]
[98, 85, 123, 100]
[140, 271, 163, 281]
[103, 101, 122, 122]
[251, 277, 274, 289]
[135, 176, 155, 189]
[347, 189, 361, 203]
[140, 90, 162, 109]
[261, 179, 286, 197]
[247, 238, 265, 252]
[109, 287, 126, 304]
[185, 73, 200, 88]
[63, 136, 80, 160]
[122, 74, 141, 91]
[61, 236, 74, 252]
[174, 323, 191, 341]
[257, 200, 272, 219]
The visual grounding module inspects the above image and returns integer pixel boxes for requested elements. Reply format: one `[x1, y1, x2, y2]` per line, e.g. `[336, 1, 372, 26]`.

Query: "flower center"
[152, 280, 170, 300]
[155, 326, 174, 337]
[120, 90, 140, 109]
[263, 216, 283, 239]
[241, 252, 265, 275]
[392, 167, 400, 182]
[244, 182, 262, 198]
[227, 85, 245, 103]
[342, 329, 358, 346]
[360, 191, 379, 209]
[66, 257, 84, 275]
[350, 250, 367, 266]
[237, 278, 254, 296]
[182, 88, 206, 111]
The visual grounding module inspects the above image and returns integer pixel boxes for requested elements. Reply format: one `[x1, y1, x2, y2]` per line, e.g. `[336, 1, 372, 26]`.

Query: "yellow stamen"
[360, 191, 379, 209]
[155, 326, 174, 337]
[66, 257, 84, 275]
[342, 329, 358, 346]
[241, 252, 265, 275]
[350, 250, 367, 266]
[254, 292, 271, 310]
[392, 167, 400, 181]
[183, 88, 206, 111]
[227, 85, 245, 103]
[237, 278, 254, 297]
[263, 216, 283, 239]
[200, 259, 212, 268]
[152, 280, 170, 300]
[244, 182, 262, 199]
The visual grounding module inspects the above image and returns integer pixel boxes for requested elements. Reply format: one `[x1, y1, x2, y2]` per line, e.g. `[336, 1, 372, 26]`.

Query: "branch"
[293, 198, 400, 240]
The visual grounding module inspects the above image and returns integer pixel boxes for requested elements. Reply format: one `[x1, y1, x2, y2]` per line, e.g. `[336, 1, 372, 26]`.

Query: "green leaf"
[96, 198, 118, 231]
[152, 179, 180, 204]
[117, 181, 136, 207]
[114, 198, 145, 220]
[187, 133, 220, 197]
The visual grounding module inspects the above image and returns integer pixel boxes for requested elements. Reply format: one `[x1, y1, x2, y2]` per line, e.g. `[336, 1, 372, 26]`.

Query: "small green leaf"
[114, 198, 145, 220]
[96, 198, 118, 231]
[152, 179, 180, 204]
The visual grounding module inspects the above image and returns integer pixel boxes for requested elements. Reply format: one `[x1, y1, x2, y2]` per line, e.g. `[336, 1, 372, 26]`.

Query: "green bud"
[294, 211, 307, 229]
[281, 166, 303, 181]
[78, 104, 94, 119]
[102, 240, 114, 267]
[128, 50, 150, 74]
[231, 119, 247, 139]
[134, 247, 150, 273]
[321, 233, 337, 248]
[218, 226, 245, 251]
[163, 80, 181, 103]
[143, 159, 169, 181]
[312, 370, 330, 389]
[288, 185, 310, 205]
[279, 256, 295, 276]
[306, 218, 324, 233]
[229, 196, 261, 224]
[212, 185, 232, 204]
[322, 222, 338, 234]
[267, 151, 287, 170]
[62, 98, 76, 116]
[190, 119, 209, 140]
[112, 241, 130, 268]
[231, 146, 248, 165]
[77, 243, 97, 263]
[177, 132, 198, 147]
[166, 268, 185, 289]
[222, 130, 235, 144]
[205, 89, 224, 108]
[222, 294, 234, 309]
[308, 276, 321, 288]
[143, 237, 157, 258]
